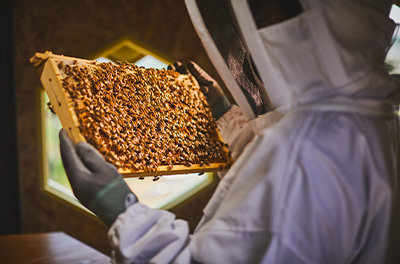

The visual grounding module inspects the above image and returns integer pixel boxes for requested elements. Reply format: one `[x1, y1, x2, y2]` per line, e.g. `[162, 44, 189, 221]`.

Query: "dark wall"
[13, 0, 224, 254]
[1, 0, 21, 235]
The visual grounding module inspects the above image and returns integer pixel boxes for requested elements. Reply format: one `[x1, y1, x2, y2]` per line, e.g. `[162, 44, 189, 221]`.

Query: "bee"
[47, 102, 56, 114]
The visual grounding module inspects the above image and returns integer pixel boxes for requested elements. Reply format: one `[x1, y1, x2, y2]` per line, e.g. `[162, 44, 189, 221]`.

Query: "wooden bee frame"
[31, 51, 232, 177]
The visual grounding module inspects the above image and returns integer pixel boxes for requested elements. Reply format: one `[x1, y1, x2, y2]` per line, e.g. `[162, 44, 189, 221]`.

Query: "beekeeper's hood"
[185, 0, 400, 121]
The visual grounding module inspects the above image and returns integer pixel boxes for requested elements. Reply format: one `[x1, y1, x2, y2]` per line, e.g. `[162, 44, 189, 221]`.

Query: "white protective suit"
[108, 0, 400, 263]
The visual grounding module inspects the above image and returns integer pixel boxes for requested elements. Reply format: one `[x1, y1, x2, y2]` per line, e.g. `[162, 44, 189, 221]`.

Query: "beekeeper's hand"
[59, 129, 137, 226]
[169, 61, 232, 120]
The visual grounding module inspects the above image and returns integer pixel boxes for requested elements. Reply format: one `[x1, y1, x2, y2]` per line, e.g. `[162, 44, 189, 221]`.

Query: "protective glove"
[169, 61, 232, 120]
[59, 129, 137, 226]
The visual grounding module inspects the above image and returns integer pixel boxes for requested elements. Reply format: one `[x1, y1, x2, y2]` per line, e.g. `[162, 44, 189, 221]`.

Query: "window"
[41, 37, 214, 210]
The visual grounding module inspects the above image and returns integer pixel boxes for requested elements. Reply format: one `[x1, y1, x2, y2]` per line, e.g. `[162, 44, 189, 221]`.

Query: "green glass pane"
[44, 93, 71, 189]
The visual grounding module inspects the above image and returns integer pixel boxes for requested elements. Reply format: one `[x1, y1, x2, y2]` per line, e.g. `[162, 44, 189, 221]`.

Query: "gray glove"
[59, 129, 137, 226]
[169, 61, 232, 120]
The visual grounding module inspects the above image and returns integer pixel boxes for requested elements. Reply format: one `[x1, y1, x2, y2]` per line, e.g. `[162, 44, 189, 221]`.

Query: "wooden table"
[0, 232, 111, 263]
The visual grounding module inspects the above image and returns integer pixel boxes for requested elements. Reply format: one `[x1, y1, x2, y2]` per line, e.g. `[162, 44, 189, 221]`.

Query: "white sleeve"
[216, 105, 255, 160]
[108, 203, 191, 264]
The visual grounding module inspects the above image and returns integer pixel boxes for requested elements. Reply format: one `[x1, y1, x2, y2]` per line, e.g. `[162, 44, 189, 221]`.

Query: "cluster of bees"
[57, 60, 230, 174]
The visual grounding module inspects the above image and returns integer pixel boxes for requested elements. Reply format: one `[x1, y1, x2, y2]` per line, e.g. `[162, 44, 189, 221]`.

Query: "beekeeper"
[59, 0, 400, 263]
